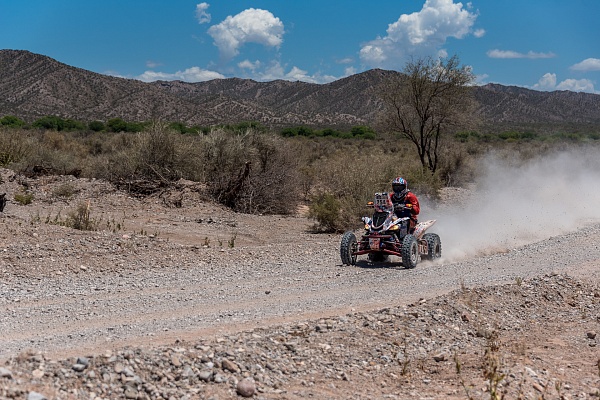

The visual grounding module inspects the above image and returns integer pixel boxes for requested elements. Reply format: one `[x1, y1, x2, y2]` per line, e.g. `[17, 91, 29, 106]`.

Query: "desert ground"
[1, 167, 600, 399]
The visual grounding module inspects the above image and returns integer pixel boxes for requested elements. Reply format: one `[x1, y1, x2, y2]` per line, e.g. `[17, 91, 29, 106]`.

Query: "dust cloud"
[424, 148, 600, 261]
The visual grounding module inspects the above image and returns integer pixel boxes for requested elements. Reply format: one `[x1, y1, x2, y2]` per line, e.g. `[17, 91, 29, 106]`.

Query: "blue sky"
[1, 0, 599, 93]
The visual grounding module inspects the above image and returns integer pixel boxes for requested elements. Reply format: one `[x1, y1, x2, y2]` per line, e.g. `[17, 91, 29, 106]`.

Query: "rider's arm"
[406, 192, 420, 215]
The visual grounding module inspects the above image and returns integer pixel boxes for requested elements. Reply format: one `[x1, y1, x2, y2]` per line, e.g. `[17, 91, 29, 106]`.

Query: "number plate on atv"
[369, 238, 380, 250]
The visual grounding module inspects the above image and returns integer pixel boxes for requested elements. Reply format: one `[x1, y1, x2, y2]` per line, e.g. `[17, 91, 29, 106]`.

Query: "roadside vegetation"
[1, 116, 598, 233]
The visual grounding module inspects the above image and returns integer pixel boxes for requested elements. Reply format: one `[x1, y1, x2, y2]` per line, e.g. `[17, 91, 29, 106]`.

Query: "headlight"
[364, 224, 370, 230]
[389, 225, 399, 230]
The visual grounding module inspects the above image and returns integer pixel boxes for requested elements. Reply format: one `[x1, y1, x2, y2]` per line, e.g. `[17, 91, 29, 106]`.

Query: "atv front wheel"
[422, 233, 442, 260]
[401, 234, 418, 269]
[340, 231, 358, 265]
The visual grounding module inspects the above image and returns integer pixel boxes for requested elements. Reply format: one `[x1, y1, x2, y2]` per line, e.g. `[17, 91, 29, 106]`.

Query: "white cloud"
[570, 58, 600, 72]
[336, 57, 354, 65]
[532, 72, 597, 93]
[532, 73, 557, 90]
[238, 59, 261, 71]
[249, 61, 337, 84]
[556, 78, 596, 92]
[473, 28, 485, 38]
[208, 8, 284, 60]
[196, 3, 211, 24]
[359, 0, 478, 69]
[146, 60, 162, 68]
[136, 67, 225, 82]
[344, 66, 357, 76]
[487, 49, 556, 59]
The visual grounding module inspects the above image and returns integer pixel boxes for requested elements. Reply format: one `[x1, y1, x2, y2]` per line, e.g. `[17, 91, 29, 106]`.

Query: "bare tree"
[379, 55, 476, 174]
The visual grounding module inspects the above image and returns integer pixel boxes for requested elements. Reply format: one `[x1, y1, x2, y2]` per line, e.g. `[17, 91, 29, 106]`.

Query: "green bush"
[14, 192, 33, 205]
[88, 120, 105, 132]
[307, 192, 342, 232]
[32, 116, 85, 131]
[52, 183, 79, 199]
[0, 115, 25, 128]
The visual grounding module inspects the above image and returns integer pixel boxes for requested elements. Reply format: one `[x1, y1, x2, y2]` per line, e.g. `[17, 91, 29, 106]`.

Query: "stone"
[124, 386, 138, 399]
[587, 331, 597, 339]
[237, 378, 256, 398]
[198, 370, 213, 382]
[0, 367, 12, 378]
[222, 358, 239, 373]
[72, 363, 87, 372]
[27, 392, 48, 400]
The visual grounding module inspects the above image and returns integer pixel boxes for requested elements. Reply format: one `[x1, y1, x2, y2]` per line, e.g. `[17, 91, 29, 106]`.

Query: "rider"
[389, 177, 420, 233]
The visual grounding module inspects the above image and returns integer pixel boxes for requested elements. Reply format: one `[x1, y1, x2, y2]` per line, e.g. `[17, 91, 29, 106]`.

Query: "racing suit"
[389, 191, 420, 233]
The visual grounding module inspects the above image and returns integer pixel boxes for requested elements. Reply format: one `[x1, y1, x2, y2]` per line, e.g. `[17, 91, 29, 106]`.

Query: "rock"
[433, 353, 447, 362]
[587, 331, 596, 339]
[27, 392, 47, 400]
[124, 386, 138, 399]
[222, 358, 239, 373]
[171, 354, 182, 367]
[76, 356, 90, 366]
[32, 369, 44, 379]
[213, 373, 228, 383]
[0, 367, 12, 378]
[198, 370, 213, 382]
[237, 378, 256, 397]
[72, 363, 87, 372]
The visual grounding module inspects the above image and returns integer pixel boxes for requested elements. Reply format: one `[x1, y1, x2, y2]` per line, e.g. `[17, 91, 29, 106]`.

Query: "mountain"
[1, 49, 599, 129]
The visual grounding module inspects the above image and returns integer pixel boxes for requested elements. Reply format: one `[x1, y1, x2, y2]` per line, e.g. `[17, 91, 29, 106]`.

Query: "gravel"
[1, 170, 600, 398]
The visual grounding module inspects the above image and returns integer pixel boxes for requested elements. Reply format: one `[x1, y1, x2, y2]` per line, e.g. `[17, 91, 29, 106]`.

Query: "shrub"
[202, 128, 301, 214]
[88, 120, 105, 132]
[0, 115, 25, 128]
[65, 201, 98, 231]
[14, 192, 33, 205]
[0, 128, 33, 166]
[32, 116, 85, 131]
[307, 192, 342, 232]
[52, 183, 79, 199]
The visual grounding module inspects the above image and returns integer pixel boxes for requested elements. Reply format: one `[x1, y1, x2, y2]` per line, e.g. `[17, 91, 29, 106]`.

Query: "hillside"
[1, 49, 600, 129]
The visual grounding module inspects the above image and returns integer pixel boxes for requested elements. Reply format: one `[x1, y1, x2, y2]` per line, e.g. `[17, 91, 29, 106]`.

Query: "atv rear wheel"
[340, 231, 358, 265]
[401, 234, 418, 269]
[422, 233, 442, 260]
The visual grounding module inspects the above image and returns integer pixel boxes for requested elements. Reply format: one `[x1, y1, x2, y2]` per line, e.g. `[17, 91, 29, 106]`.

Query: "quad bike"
[340, 192, 441, 268]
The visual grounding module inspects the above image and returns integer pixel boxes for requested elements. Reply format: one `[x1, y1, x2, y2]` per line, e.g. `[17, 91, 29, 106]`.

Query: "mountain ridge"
[1, 49, 599, 129]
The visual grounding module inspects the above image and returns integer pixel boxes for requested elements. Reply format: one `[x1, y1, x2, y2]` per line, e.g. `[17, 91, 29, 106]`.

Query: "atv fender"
[413, 220, 436, 239]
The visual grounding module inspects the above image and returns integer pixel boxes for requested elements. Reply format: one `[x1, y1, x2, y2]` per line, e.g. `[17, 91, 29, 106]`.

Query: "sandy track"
[3, 205, 600, 362]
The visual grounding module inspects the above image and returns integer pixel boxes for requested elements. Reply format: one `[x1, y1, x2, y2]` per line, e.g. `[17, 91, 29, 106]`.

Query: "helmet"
[392, 177, 408, 198]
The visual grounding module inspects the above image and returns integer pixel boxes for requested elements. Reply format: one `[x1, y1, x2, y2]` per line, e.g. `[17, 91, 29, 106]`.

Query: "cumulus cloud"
[196, 3, 211, 24]
[136, 67, 225, 82]
[245, 61, 337, 84]
[532, 72, 596, 93]
[570, 58, 600, 72]
[238, 59, 261, 71]
[208, 8, 284, 60]
[487, 49, 556, 59]
[344, 66, 357, 76]
[473, 28, 486, 38]
[556, 78, 596, 92]
[532, 72, 557, 90]
[359, 0, 478, 69]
